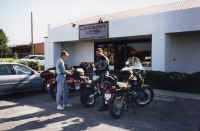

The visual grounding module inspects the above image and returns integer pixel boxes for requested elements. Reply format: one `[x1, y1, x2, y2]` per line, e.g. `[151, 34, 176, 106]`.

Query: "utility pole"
[31, 12, 34, 55]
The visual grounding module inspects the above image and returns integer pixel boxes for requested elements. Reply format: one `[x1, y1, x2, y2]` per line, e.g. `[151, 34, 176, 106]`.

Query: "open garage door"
[60, 41, 94, 67]
[95, 35, 152, 72]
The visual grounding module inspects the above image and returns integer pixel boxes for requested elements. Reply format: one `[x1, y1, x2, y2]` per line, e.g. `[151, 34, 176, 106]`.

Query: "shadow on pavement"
[0, 91, 200, 131]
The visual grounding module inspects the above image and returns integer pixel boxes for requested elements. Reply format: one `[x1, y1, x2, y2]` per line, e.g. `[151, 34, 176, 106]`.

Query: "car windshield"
[126, 57, 143, 70]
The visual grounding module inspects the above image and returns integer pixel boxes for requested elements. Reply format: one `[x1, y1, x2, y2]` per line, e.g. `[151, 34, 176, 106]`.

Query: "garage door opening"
[94, 35, 152, 72]
[60, 41, 94, 67]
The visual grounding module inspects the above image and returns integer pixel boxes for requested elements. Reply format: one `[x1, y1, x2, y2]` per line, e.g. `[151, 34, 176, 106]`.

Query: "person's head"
[60, 50, 69, 61]
[96, 48, 103, 56]
[129, 49, 136, 57]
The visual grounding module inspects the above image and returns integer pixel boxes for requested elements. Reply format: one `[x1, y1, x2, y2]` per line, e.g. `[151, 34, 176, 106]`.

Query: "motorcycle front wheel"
[110, 96, 124, 119]
[135, 86, 154, 107]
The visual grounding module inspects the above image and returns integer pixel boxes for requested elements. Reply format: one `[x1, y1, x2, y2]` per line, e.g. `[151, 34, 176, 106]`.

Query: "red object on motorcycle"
[112, 86, 116, 89]
[50, 78, 56, 84]
[106, 90, 110, 94]
[40, 72, 54, 77]
[73, 80, 80, 83]
[100, 85, 104, 88]
[67, 78, 73, 83]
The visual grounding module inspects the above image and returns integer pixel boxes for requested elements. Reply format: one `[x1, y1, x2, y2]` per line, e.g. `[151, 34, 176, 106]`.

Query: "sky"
[0, 0, 180, 46]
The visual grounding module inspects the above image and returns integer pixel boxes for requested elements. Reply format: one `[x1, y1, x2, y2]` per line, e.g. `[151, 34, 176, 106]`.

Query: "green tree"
[0, 29, 10, 58]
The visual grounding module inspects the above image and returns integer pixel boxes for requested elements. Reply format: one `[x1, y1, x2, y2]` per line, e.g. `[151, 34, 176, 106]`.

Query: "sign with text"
[79, 22, 109, 40]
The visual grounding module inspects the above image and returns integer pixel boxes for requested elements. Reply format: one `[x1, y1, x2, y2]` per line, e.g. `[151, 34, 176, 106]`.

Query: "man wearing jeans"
[56, 51, 72, 111]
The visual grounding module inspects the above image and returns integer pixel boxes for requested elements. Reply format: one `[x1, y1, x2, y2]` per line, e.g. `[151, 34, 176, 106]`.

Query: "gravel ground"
[0, 91, 200, 131]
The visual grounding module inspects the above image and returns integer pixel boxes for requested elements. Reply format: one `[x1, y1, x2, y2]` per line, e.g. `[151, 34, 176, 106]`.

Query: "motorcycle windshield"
[127, 57, 144, 70]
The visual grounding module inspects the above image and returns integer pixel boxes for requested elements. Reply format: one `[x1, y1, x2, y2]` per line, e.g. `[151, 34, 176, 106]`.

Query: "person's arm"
[101, 56, 109, 70]
[65, 70, 73, 75]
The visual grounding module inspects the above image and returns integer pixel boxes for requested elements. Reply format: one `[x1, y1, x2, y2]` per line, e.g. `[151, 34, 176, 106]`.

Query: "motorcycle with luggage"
[109, 57, 154, 118]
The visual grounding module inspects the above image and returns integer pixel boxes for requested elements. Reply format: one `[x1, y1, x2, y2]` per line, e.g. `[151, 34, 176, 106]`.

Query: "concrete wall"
[48, 26, 79, 43]
[166, 32, 200, 73]
[61, 41, 94, 67]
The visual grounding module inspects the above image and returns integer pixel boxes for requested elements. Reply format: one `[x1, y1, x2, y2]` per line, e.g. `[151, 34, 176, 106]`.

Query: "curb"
[154, 88, 200, 101]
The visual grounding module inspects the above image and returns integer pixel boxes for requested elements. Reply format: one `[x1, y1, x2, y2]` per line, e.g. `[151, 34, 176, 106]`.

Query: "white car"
[19, 55, 45, 65]
[0, 63, 44, 96]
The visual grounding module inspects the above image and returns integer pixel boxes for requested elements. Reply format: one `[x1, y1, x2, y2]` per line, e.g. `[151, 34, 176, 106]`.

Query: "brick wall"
[32, 42, 44, 55]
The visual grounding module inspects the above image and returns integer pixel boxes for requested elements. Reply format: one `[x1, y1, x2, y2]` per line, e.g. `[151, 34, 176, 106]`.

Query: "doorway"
[94, 36, 152, 72]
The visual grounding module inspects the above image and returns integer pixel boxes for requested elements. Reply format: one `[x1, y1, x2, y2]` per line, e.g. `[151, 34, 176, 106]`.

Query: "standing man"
[56, 51, 72, 111]
[94, 48, 110, 111]
[95, 48, 109, 78]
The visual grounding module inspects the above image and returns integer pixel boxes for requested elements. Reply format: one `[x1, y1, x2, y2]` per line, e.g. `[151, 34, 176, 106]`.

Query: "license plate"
[47, 83, 51, 89]
[104, 93, 111, 100]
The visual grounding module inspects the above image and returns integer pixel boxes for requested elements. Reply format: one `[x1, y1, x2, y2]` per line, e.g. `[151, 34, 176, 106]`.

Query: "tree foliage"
[0, 29, 8, 45]
[0, 29, 11, 57]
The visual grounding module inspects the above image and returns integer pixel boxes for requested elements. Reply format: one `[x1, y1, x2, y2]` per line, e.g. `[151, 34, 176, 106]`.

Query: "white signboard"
[79, 22, 109, 40]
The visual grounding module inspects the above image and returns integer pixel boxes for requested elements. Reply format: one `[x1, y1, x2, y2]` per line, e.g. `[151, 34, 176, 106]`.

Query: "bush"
[39, 64, 45, 71]
[145, 71, 200, 93]
[27, 61, 40, 71]
[0, 58, 18, 63]
[19, 61, 29, 66]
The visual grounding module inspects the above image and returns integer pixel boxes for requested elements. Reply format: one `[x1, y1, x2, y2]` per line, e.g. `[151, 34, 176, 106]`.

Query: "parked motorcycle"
[40, 65, 67, 92]
[80, 65, 116, 107]
[42, 66, 86, 100]
[109, 57, 154, 118]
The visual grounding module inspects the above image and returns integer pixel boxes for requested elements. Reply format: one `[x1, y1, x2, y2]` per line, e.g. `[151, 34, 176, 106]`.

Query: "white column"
[44, 37, 48, 70]
[152, 33, 166, 71]
[53, 43, 61, 66]
[44, 41, 55, 69]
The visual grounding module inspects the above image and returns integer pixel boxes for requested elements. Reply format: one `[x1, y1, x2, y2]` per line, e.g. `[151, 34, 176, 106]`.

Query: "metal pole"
[31, 12, 34, 55]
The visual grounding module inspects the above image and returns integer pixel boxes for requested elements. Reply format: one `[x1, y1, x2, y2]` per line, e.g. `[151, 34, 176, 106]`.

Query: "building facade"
[45, 0, 200, 73]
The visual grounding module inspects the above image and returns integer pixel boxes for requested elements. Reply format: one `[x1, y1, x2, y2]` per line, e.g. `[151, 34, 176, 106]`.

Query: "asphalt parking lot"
[0, 91, 200, 131]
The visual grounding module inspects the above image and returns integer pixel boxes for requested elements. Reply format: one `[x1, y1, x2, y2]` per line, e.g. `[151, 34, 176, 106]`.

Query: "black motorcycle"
[80, 66, 116, 107]
[110, 57, 154, 118]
